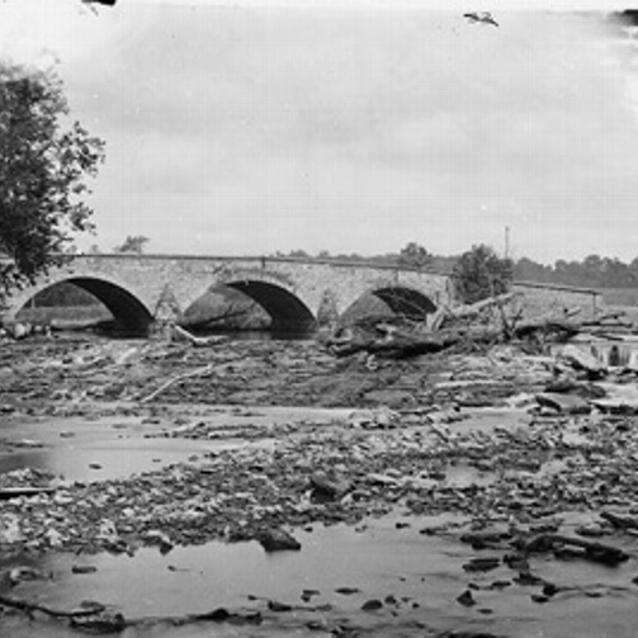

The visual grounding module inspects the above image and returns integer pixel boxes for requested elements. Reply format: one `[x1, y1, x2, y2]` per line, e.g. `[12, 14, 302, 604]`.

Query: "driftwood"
[172, 325, 226, 347]
[328, 313, 584, 359]
[139, 364, 214, 403]
[430, 292, 520, 331]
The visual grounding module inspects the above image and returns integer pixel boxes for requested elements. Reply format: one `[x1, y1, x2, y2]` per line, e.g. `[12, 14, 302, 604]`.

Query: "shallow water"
[1, 513, 637, 638]
[1, 405, 638, 637]
[0, 406, 352, 482]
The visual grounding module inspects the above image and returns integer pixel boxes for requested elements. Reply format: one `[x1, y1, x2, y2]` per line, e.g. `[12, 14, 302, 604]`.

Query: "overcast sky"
[1, 1, 638, 264]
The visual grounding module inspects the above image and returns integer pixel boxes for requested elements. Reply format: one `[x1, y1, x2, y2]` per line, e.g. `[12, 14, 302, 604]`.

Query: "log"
[172, 325, 226, 347]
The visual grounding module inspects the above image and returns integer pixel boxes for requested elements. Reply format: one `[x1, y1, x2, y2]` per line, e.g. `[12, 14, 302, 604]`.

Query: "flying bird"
[82, 0, 117, 6]
[463, 12, 499, 27]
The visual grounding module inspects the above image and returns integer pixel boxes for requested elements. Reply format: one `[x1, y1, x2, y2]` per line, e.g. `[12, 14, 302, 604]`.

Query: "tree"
[453, 244, 513, 304]
[0, 61, 105, 296]
[114, 235, 149, 253]
[398, 242, 432, 269]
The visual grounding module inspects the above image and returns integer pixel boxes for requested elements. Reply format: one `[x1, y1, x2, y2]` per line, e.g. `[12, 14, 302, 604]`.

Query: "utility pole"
[504, 226, 510, 259]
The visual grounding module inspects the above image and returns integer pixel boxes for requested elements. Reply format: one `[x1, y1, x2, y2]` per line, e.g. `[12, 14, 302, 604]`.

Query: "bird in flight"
[463, 12, 499, 27]
[82, 0, 117, 6]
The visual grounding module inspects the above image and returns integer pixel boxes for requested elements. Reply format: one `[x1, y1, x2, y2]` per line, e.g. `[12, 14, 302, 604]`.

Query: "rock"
[71, 565, 98, 574]
[545, 378, 606, 399]
[535, 392, 591, 415]
[361, 599, 383, 611]
[301, 588, 320, 602]
[365, 473, 398, 486]
[362, 390, 416, 408]
[559, 345, 607, 378]
[71, 612, 126, 633]
[575, 524, 605, 538]
[8, 566, 44, 585]
[459, 530, 511, 550]
[45, 527, 63, 547]
[9, 322, 31, 340]
[196, 607, 230, 622]
[462, 557, 501, 573]
[97, 519, 120, 544]
[143, 530, 174, 554]
[258, 528, 301, 552]
[456, 589, 476, 607]
[309, 473, 349, 503]
[347, 406, 399, 429]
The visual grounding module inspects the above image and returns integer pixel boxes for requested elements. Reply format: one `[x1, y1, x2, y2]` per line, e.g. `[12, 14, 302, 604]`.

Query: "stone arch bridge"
[2, 254, 455, 333]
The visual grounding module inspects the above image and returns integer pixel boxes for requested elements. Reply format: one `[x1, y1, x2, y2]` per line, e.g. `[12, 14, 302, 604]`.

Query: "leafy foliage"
[453, 244, 513, 304]
[114, 235, 149, 253]
[0, 62, 104, 295]
[398, 242, 432, 269]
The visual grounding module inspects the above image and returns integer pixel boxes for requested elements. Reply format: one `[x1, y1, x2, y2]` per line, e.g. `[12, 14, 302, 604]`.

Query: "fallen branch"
[139, 364, 214, 403]
[0, 595, 106, 619]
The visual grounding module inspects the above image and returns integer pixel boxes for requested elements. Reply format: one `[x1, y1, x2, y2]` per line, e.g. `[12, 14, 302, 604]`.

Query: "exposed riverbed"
[1, 335, 638, 637]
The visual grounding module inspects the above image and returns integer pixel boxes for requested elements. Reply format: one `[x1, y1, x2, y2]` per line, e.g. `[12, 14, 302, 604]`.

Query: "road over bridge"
[2, 254, 454, 333]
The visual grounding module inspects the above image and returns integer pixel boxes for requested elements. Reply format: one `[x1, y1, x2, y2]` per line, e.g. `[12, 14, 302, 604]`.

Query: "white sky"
[1, 1, 638, 264]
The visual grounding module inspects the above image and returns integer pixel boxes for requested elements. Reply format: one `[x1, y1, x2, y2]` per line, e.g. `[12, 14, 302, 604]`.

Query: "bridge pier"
[149, 284, 182, 340]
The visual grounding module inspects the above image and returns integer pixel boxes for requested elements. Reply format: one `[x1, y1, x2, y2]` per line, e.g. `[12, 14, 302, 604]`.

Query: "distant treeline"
[512, 256, 638, 289]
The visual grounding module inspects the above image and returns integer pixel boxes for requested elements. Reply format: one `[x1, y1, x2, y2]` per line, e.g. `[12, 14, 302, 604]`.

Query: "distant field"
[601, 288, 638, 306]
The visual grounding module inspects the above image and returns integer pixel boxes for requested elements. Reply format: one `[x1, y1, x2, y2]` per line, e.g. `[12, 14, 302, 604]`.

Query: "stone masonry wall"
[513, 282, 602, 321]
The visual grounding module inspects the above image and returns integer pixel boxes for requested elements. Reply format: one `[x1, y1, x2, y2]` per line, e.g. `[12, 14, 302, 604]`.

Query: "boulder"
[559, 345, 607, 378]
[257, 528, 301, 552]
[309, 473, 350, 503]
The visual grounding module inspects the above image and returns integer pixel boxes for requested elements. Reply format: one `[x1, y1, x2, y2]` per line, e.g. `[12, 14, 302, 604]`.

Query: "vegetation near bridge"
[0, 61, 104, 298]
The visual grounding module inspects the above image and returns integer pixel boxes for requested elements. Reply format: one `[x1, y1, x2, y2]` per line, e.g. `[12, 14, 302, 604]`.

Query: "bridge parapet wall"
[513, 282, 602, 321]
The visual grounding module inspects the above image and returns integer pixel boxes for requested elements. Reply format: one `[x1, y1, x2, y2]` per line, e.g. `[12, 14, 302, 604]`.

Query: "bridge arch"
[223, 280, 316, 332]
[10, 276, 153, 334]
[341, 285, 438, 325]
[199, 268, 316, 332]
[372, 286, 438, 319]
